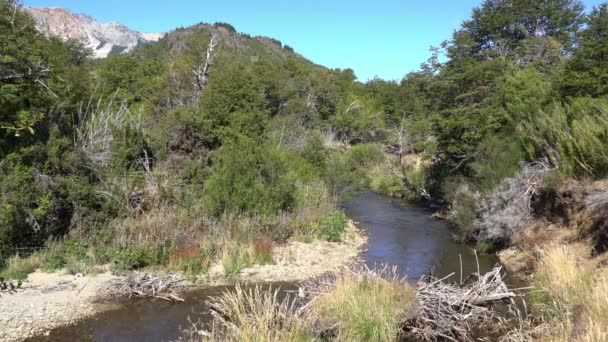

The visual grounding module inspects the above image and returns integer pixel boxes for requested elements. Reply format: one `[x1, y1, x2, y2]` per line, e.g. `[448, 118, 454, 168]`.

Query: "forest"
[1, 0, 608, 340]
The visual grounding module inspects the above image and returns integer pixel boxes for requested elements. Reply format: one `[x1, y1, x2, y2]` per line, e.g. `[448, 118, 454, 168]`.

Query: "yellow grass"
[534, 245, 608, 341]
[310, 269, 414, 341]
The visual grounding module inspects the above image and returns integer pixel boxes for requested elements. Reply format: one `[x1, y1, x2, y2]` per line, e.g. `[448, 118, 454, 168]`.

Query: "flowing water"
[29, 191, 498, 342]
[342, 191, 498, 281]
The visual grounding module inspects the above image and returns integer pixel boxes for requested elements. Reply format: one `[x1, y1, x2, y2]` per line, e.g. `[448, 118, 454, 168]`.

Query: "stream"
[29, 191, 498, 342]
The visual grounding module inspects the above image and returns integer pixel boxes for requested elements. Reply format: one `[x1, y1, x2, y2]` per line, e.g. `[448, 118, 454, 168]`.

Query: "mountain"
[25, 7, 162, 58]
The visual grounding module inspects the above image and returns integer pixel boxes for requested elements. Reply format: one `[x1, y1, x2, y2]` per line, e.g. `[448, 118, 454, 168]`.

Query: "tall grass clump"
[0, 253, 43, 281]
[532, 245, 608, 341]
[532, 246, 594, 320]
[183, 285, 315, 342]
[310, 268, 414, 341]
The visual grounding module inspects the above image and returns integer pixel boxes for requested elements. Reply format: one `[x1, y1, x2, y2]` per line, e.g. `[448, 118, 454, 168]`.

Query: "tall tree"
[560, 3, 608, 98]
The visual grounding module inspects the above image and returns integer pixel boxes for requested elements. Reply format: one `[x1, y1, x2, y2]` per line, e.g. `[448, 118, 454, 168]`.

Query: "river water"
[29, 191, 498, 342]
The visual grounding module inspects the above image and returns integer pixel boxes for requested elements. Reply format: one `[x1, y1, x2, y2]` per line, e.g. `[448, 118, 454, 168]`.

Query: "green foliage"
[519, 98, 608, 178]
[369, 174, 404, 197]
[471, 136, 525, 191]
[205, 136, 296, 216]
[315, 210, 347, 242]
[302, 131, 328, 170]
[560, 4, 608, 98]
[344, 143, 385, 171]
[443, 180, 478, 239]
[0, 254, 42, 281]
[110, 243, 167, 273]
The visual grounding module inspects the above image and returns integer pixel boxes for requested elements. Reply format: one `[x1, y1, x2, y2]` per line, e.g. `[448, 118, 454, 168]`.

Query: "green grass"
[311, 270, 414, 341]
[0, 254, 43, 281]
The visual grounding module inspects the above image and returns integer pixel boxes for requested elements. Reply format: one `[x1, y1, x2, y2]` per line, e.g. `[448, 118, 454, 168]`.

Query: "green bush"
[316, 210, 348, 242]
[443, 179, 478, 240]
[344, 143, 385, 171]
[519, 98, 608, 179]
[302, 131, 328, 171]
[110, 243, 167, 273]
[205, 136, 296, 216]
[370, 174, 403, 196]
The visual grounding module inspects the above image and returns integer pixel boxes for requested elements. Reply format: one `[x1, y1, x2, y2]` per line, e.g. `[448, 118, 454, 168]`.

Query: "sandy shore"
[0, 221, 366, 342]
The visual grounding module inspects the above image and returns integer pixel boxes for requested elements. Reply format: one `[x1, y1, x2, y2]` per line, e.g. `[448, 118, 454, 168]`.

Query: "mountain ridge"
[25, 7, 163, 58]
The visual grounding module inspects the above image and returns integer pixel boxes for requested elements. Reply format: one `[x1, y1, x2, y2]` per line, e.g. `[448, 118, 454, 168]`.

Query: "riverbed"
[28, 191, 498, 342]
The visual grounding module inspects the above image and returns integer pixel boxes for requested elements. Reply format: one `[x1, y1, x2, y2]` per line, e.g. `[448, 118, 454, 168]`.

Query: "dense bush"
[205, 136, 296, 216]
[301, 131, 328, 171]
[344, 143, 385, 171]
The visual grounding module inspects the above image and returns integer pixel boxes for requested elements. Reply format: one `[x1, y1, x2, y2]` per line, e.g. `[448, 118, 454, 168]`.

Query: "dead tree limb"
[408, 265, 518, 342]
[193, 34, 218, 103]
[110, 272, 185, 302]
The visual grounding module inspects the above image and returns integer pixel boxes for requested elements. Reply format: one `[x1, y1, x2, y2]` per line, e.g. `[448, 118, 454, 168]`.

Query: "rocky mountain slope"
[25, 7, 162, 58]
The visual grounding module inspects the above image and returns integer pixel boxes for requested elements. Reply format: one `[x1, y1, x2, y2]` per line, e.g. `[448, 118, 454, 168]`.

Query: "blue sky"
[24, 0, 606, 82]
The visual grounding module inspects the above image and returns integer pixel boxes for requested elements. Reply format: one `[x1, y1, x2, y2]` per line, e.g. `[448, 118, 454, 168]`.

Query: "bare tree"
[192, 34, 218, 104]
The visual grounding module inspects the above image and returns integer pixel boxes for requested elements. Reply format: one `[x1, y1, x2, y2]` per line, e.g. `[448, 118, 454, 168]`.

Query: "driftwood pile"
[194, 265, 521, 341]
[110, 272, 185, 302]
[407, 265, 517, 341]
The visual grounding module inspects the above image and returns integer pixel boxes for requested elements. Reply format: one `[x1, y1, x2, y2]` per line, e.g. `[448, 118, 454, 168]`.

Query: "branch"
[192, 34, 219, 103]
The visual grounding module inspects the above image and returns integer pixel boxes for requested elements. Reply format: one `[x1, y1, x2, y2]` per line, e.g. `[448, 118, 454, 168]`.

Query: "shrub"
[518, 98, 608, 179]
[186, 285, 314, 341]
[222, 241, 252, 276]
[316, 210, 347, 242]
[250, 238, 274, 265]
[205, 136, 296, 217]
[301, 131, 328, 171]
[110, 243, 166, 273]
[444, 181, 478, 240]
[344, 143, 385, 171]
[369, 174, 403, 197]
[169, 245, 211, 277]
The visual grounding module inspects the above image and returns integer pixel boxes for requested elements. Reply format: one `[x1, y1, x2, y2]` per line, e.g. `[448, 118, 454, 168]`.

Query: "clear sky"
[24, 0, 606, 82]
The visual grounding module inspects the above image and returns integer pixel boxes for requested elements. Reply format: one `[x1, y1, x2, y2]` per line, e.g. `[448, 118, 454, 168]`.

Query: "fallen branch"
[408, 265, 518, 341]
[110, 272, 185, 302]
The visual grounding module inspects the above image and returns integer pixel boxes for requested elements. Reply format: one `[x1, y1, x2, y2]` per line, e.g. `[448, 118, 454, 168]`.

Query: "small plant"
[222, 242, 252, 276]
[111, 243, 166, 273]
[294, 235, 314, 244]
[169, 245, 211, 277]
[316, 210, 347, 242]
[250, 238, 274, 265]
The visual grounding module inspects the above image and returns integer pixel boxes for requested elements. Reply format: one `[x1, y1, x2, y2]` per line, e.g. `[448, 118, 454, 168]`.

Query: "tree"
[0, 0, 53, 141]
[0, 1, 91, 155]
[559, 3, 608, 98]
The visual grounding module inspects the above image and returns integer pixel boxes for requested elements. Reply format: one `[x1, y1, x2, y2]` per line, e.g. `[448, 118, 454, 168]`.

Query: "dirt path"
[0, 221, 366, 342]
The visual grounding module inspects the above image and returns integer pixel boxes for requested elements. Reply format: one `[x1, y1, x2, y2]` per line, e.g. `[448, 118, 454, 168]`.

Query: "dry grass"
[309, 267, 414, 341]
[182, 285, 315, 342]
[531, 245, 608, 341]
[111, 208, 206, 247]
